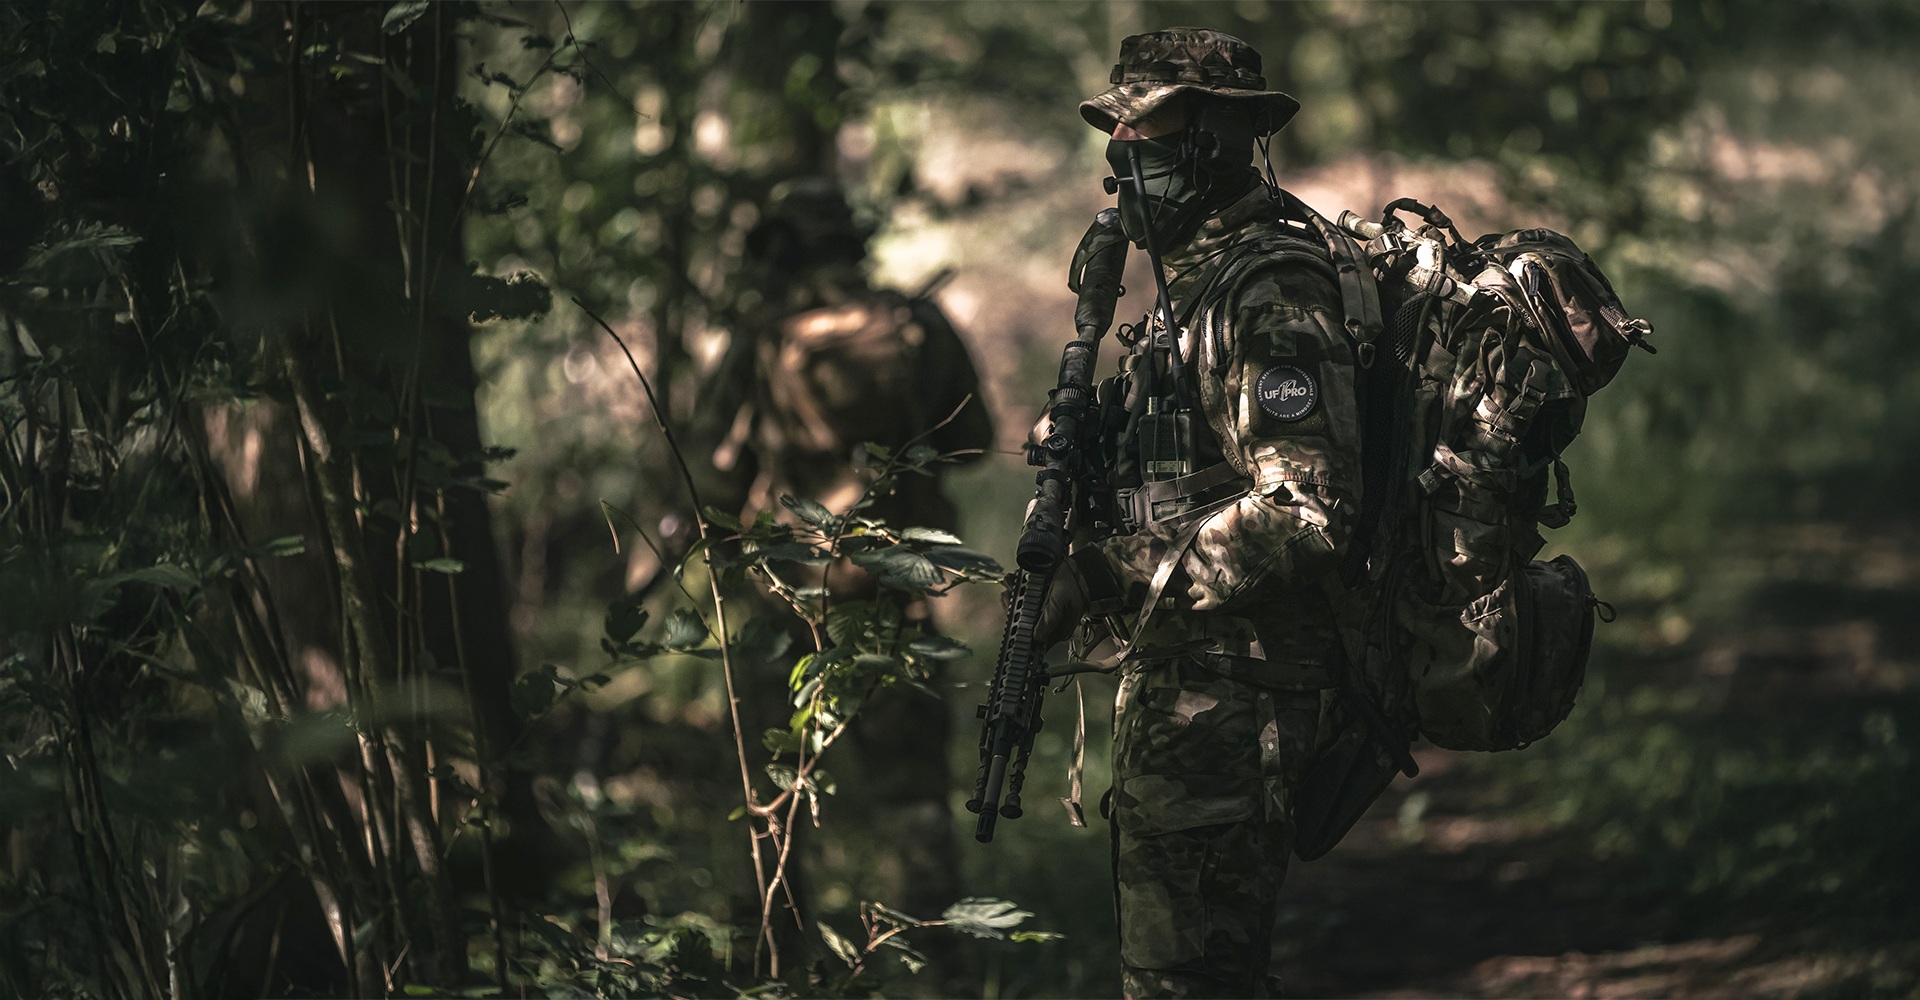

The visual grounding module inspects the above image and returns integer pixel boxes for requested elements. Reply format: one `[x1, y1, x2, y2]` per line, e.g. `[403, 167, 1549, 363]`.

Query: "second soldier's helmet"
[1079, 27, 1299, 137]
[744, 177, 874, 273]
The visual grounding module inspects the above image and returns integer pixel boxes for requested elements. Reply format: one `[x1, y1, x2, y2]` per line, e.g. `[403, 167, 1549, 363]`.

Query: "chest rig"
[1080, 212, 1337, 542]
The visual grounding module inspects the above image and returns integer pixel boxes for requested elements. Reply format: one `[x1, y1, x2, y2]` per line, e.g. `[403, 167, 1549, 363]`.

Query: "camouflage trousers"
[1111, 652, 1324, 999]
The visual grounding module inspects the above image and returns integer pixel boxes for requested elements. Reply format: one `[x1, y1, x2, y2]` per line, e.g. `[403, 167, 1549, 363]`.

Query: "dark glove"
[1033, 560, 1090, 652]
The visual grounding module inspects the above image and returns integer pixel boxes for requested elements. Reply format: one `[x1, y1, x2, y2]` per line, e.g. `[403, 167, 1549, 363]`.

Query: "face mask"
[1105, 134, 1207, 251]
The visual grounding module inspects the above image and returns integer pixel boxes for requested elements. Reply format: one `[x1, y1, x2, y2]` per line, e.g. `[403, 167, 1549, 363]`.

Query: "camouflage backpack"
[1295, 198, 1653, 856]
[756, 287, 930, 463]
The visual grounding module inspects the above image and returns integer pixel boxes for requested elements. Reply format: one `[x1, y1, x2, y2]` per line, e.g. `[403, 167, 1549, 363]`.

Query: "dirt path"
[1271, 565, 1920, 1000]
[1275, 751, 1917, 998]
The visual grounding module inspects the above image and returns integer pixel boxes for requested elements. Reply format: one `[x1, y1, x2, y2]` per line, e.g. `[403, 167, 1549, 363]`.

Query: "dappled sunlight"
[6, 1, 1919, 997]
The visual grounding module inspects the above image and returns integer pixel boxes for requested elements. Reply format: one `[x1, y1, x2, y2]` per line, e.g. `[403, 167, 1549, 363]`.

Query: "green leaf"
[604, 593, 649, 644]
[25, 223, 140, 269]
[412, 558, 466, 575]
[778, 495, 836, 529]
[734, 616, 795, 666]
[861, 442, 893, 462]
[879, 935, 928, 973]
[663, 608, 708, 651]
[907, 635, 971, 661]
[674, 537, 710, 583]
[818, 921, 861, 968]
[900, 527, 964, 545]
[118, 564, 200, 592]
[862, 901, 924, 929]
[258, 535, 307, 558]
[381, 1, 431, 34]
[509, 671, 557, 719]
[791, 675, 822, 709]
[402, 985, 437, 997]
[727, 806, 746, 821]
[789, 653, 816, 691]
[765, 763, 799, 791]
[939, 897, 1034, 940]
[906, 444, 940, 466]
[1010, 930, 1065, 943]
[851, 547, 941, 591]
[702, 506, 744, 533]
[923, 545, 1005, 575]
[852, 652, 898, 674]
[762, 727, 800, 757]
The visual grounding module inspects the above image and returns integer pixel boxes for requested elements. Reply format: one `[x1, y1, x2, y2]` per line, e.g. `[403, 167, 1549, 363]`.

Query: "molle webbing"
[1116, 459, 1251, 534]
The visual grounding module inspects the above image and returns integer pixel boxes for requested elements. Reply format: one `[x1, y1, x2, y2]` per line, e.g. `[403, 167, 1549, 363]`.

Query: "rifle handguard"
[971, 209, 1129, 843]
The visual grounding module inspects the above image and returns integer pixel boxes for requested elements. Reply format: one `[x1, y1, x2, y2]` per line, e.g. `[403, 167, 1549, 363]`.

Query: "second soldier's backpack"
[1294, 198, 1652, 858]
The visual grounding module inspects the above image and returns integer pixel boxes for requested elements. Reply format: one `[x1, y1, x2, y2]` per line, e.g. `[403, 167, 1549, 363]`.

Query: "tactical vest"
[1091, 218, 1339, 543]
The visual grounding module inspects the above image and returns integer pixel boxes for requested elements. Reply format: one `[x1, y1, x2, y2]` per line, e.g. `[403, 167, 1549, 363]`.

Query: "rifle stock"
[969, 209, 1129, 843]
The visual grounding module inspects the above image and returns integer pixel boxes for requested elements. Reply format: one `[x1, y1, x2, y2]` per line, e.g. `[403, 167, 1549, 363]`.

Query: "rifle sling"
[1117, 459, 1251, 534]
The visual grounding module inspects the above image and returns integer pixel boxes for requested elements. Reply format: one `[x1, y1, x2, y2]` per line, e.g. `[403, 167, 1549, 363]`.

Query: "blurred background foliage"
[4, 0, 1918, 997]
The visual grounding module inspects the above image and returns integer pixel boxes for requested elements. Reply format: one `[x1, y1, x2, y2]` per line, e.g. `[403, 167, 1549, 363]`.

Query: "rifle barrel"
[971, 208, 1129, 843]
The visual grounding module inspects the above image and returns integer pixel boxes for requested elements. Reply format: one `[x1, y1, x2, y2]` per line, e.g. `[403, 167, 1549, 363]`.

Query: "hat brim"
[1080, 83, 1300, 138]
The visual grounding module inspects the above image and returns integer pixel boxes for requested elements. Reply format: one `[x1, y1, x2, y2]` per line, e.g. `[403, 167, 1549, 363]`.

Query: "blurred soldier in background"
[695, 177, 995, 938]
[1032, 28, 1360, 998]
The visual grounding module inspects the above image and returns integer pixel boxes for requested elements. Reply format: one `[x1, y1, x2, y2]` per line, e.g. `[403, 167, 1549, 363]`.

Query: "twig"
[576, 296, 778, 972]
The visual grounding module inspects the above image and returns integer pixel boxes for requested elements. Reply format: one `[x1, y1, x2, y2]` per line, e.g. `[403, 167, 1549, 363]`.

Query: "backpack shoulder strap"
[1306, 208, 1385, 367]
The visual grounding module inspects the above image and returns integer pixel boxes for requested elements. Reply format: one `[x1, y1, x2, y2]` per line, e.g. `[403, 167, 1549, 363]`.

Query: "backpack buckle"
[1356, 342, 1376, 369]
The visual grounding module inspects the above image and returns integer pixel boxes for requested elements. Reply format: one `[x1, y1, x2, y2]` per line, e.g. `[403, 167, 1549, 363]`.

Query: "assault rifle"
[968, 209, 1129, 843]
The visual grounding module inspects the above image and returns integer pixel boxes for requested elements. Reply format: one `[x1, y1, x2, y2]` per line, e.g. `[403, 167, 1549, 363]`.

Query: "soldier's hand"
[1033, 560, 1091, 652]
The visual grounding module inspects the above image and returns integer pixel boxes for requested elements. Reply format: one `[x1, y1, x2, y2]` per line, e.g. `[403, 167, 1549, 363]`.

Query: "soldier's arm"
[910, 298, 997, 464]
[1180, 263, 1360, 610]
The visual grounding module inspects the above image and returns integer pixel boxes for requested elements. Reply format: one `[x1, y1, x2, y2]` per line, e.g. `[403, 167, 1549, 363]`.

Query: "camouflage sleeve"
[1180, 262, 1360, 611]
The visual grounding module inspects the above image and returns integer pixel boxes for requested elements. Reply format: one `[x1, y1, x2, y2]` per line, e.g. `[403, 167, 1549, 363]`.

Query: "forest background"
[3, 0, 1917, 998]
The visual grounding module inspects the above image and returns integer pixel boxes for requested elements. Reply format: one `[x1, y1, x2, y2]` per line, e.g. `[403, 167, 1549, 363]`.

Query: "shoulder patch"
[1256, 365, 1318, 421]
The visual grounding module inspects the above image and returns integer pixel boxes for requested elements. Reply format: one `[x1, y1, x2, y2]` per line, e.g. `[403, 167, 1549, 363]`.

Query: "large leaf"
[880, 935, 929, 973]
[732, 615, 795, 665]
[778, 495, 837, 529]
[702, 505, 744, 533]
[818, 921, 860, 968]
[381, 1, 430, 34]
[761, 727, 800, 757]
[509, 669, 558, 719]
[255, 535, 307, 558]
[851, 546, 941, 591]
[116, 564, 200, 592]
[923, 545, 1004, 575]
[663, 608, 708, 651]
[907, 635, 971, 661]
[862, 901, 924, 929]
[25, 223, 140, 268]
[604, 592, 649, 645]
[939, 897, 1034, 940]
[899, 527, 963, 545]
[824, 603, 873, 647]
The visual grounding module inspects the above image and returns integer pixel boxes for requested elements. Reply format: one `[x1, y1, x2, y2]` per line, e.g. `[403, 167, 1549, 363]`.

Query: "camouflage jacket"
[1099, 187, 1359, 676]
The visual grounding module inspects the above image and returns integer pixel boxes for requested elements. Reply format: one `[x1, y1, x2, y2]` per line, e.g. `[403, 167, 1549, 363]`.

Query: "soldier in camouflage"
[696, 177, 994, 945]
[1037, 29, 1358, 998]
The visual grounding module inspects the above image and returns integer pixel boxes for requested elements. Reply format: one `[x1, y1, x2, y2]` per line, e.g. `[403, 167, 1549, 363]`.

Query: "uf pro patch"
[1256, 365, 1318, 421]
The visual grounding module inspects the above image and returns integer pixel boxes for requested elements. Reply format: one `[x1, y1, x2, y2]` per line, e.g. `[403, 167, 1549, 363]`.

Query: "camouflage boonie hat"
[1080, 27, 1300, 137]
